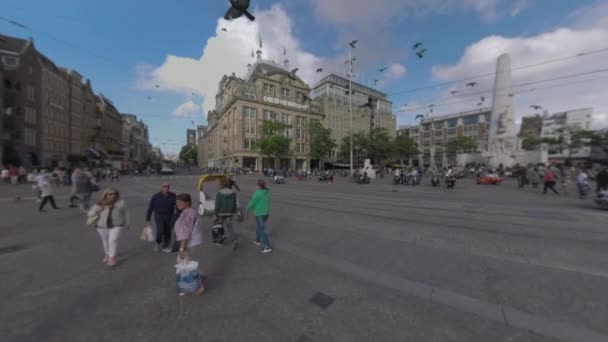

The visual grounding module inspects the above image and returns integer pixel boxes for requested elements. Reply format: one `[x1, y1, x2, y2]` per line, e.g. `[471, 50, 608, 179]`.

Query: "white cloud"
[426, 2, 608, 129]
[311, 0, 530, 30]
[137, 4, 340, 117]
[387, 63, 407, 79]
[172, 100, 200, 118]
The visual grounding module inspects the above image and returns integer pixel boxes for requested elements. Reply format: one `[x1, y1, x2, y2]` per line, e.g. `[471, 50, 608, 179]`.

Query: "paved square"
[1, 174, 607, 341]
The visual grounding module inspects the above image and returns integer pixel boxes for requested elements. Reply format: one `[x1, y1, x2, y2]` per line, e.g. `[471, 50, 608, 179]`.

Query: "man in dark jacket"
[215, 179, 239, 250]
[146, 182, 177, 252]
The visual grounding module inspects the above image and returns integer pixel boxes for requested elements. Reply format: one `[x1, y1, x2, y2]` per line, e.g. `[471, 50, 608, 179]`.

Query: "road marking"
[268, 237, 608, 342]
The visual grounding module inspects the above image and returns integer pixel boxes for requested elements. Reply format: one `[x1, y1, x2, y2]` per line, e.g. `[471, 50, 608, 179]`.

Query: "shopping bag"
[175, 260, 202, 293]
[140, 225, 155, 242]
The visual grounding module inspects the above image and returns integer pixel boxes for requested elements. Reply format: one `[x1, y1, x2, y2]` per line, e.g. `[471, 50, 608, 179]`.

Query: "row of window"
[263, 83, 307, 102]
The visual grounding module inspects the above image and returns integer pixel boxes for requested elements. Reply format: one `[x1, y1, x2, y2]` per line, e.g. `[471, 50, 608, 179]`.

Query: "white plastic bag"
[140, 225, 155, 242]
[175, 260, 201, 293]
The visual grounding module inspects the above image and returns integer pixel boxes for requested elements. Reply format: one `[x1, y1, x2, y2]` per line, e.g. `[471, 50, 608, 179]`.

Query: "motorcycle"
[431, 175, 440, 187]
[445, 177, 456, 190]
[393, 175, 401, 185]
[356, 175, 370, 184]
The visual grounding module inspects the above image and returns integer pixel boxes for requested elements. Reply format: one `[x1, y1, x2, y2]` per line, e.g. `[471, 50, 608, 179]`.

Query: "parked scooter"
[431, 174, 440, 187]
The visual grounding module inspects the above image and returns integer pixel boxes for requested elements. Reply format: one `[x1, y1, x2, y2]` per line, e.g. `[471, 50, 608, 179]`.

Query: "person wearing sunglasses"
[145, 182, 177, 253]
[88, 187, 130, 267]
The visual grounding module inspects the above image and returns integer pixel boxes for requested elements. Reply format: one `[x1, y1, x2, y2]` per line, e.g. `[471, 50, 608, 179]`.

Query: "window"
[243, 138, 255, 149]
[447, 128, 457, 135]
[296, 92, 303, 102]
[24, 107, 36, 124]
[297, 142, 306, 153]
[296, 116, 306, 126]
[246, 121, 256, 134]
[281, 88, 290, 97]
[2, 56, 19, 69]
[264, 110, 277, 121]
[264, 83, 274, 93]
[447, 119, 458, 128]
[27, 85, 35, 101]
[284, 127, 291, 137]
[244, 106, 257, 119]
[297, 128, 306, 140]
[24, 127, 36, 147]
[463, 115, 479, 125]
[282, 113, 291, 125]
[245, 92, 257, 100]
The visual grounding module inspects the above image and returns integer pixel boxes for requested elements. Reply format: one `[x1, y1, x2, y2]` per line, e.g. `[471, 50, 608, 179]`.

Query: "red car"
[477, 174, 503, 185]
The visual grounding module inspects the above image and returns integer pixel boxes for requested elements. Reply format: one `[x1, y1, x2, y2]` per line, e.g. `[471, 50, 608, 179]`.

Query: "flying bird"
[413, 42, 423, 50]
[416, 49, 427, 59]
[508, 93, 515, 97]
[288, 68, 299, 80]
[146, 96, 152, 100]
[477, 102, 483, 106]
[530, 105, 543, 110]
[378, 67, 388, 72]
[449, 90, 458, 95]
[191, 121, 195, 125]
[221, 28, 227, 32]
[429, 104, 435, 108]
[155, 85, 159, 88]
[415, 114, 425, 121]
[480, 96, 486, 102]
[349, 40, 358, 48]
[373, 79, 379, 86]
[224, 0, 255, 21]
[466, 82, 478, 87]
[316, 68, 323, 73]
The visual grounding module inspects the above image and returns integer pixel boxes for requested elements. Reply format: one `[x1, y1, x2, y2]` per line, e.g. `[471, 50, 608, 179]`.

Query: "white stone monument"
[484, 53, 517, 169]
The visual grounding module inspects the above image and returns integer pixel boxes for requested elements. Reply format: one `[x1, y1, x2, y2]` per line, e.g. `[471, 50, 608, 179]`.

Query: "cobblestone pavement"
[1, 174, 607, 342]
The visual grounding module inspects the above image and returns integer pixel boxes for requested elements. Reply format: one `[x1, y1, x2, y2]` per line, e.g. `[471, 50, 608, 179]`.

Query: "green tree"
[367, 127, 392, 164]
[257, 120, 291, 158]
[308, 120, 336, 161]
[179, 144, 198, 164]
[391, 134, 420, 165]
[446, 136, 478, 154]
[339, 132, 368, 163]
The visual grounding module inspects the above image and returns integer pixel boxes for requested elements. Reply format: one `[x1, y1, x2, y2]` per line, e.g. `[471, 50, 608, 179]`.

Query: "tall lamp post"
[348, 40, 358, 175]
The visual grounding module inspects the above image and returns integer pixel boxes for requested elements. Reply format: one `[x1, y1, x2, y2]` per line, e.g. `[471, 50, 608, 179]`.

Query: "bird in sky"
[316, 68, 323, 73]
[155, 85, 159, 88]
[349, 40, 358, 48]
[413, 42, 423, 50]
[146, 96, 152, 100]
[288, 68, 299, 80]
[429, 104, 435, 108]
[415, 114, 425, 121]
[416, 49, 427, 59]
[480, 96, 486, 102]
[191, 121, 195, 125]
[224, 0, 255, 21]
[221, 28, 227, 32]
[508, 93, 515, 97]
[449, 90, 458, 95]
[378, 67, 388, 72]
[530, 105, 543, 110]
[373, 79, 379, 86]
[466, 82, 478, 87]
[477, 102, 483, 106]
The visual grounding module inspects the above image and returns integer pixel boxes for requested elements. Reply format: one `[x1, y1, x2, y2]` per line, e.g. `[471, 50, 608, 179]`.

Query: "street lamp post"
[348, 40, 357, 176]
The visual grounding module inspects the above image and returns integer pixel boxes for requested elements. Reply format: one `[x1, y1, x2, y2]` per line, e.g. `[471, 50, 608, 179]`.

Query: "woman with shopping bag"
[174, 193, 205, 295]
[87, 187, 130, 267]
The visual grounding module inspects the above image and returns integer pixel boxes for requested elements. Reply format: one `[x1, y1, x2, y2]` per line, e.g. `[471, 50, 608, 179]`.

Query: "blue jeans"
[155, 215, 173, 248]
[255, 215, 271, 249]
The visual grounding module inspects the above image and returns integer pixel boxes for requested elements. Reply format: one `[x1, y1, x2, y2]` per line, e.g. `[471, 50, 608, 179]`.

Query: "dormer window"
[281, 88, 290, 97]
[264, 83, 274, 93]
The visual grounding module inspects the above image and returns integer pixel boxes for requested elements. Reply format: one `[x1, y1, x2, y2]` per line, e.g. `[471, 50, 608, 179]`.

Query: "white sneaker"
[261, 248, 273, 254]
[162, 247, 172, 253]
[252, 241, 261, 246]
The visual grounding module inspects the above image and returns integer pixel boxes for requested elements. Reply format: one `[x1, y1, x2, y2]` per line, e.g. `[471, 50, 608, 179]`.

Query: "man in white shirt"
[576, 169, 589, 199]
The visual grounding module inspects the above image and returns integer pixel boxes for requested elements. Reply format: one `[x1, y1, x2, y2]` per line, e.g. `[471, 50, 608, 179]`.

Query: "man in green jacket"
[246, 179, 272, 253]
[215, 179, 239, 250]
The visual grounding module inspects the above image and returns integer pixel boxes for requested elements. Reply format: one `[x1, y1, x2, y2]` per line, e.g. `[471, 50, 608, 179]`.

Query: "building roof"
[421, 108, 492, 123]
[0, 34, 31, 55]
[313, 74, 388, 101]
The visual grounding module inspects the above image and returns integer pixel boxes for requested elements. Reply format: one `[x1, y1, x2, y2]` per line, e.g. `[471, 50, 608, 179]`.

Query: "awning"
[87, 147, 101, 159]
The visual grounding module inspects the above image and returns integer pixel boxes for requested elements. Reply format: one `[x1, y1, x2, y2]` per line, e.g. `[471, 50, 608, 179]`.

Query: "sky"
[2, 0, 608, 154]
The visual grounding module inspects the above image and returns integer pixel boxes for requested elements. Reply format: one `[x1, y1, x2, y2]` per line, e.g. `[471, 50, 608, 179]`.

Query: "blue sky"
[2, 0, 607, 153]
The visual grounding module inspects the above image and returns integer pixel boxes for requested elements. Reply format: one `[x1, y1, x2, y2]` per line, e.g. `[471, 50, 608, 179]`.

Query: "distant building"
[541, 108, 593, 161]
[0, 34, 43, 167]
[397, 108, 492, 166]
[203, 52, 324, 171]
[197, 125, 208, 168]
[187, 128, 196, 146]
[122, 114, 151, 169]
[310, 74, 396, 162]
[519, 114, 543, 138]
[96, 94, 124, 165]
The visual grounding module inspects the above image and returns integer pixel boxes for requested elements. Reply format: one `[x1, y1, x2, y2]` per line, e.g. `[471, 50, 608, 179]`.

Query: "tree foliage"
[339, 132, 369, 163]
[446, 136, 478, 154]
[391, 134, 420, 162]
[256, 120, 291, 158]
[308, 120, 336, 160]
[179, 144, 197, 164]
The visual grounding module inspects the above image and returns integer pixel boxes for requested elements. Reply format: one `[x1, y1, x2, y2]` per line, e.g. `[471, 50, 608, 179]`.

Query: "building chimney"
[256, 50, 262, 61]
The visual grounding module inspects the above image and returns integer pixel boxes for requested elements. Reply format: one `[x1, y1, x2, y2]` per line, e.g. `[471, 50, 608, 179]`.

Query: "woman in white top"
[87, 187, 130, 267]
